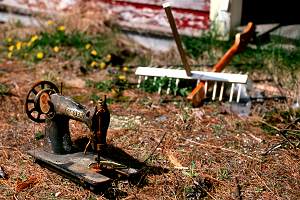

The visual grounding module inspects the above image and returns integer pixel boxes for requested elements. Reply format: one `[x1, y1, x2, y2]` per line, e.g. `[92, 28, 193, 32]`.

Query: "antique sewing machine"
[24, 80, 138, 190]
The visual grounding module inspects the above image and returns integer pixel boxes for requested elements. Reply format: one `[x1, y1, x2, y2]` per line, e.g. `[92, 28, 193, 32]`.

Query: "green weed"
[211, 124, 224, 136]
[95, 81, 113, 92]
[231, 40, 300, 73]
[35, 131, 44, 140]
[2, 25, 120, 69]
[182, 30, 228, 59]
[87, 196, 97, 200]
[255, 186, 265, 193]
[218, 168, 230, 180]
[139, 77, 193, 96]
[183, 28, 300, 75]
[86, 75, 129, 95]
[19, 172, 27, 181]
[0, 83, 9, 96]
[89, 93, 100, 103]
[183, 161, 199, 177]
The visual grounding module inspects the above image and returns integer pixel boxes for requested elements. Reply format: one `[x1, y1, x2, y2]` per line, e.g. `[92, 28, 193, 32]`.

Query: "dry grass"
[0, 3, 299, 199]
[0, 57, 299, 199]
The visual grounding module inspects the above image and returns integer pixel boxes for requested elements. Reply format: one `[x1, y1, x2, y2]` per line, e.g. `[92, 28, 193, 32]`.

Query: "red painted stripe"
[106, 0, 210, 11]
[100, 0, 209, 16]
[99, 0, 210, 31]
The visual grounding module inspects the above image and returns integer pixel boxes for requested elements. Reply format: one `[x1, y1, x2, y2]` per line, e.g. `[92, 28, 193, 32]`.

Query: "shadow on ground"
[73, 137, 169, 199]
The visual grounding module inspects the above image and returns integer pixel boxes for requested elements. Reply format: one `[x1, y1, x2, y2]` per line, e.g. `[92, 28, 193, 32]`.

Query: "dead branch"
[259, 120, 297, 148]
[234, 177, 242, 200]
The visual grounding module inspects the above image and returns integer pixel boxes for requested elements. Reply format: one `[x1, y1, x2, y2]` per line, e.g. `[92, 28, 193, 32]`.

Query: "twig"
[248, 133, 263, 143]
[144, 131, 168, 163]
[0, 146, 23, 155]
[234, 177, 242, 200]
[83, 139, 91, 155]
[266, 65, 286, 98]
[260, 118, 300, 154]
[133, 131, 168, 186]
[259, 120, 280, 131]
[282, 129, 300, 133]
[262, 142, 285, 156]
[0, 146, 19, 150]
[252, 170, 280, 199]
[200, 186, 217, 200]
[164, 166, 189, 170]
[186, 139, 261, 162]
[199, 172, 224, 185]
[285, 118, 300, 129]
[259, 120, 296, 147]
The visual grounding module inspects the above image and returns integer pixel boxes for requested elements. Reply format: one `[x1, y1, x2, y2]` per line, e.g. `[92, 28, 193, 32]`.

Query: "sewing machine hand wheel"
[25, 81, 59, 123]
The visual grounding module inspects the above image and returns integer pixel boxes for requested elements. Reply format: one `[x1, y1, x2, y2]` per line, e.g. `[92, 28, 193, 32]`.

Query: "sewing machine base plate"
[28, 149, 138, 191]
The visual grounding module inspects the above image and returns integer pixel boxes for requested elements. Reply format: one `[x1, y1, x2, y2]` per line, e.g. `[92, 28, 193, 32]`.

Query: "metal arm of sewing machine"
[24, 81, 110, 156]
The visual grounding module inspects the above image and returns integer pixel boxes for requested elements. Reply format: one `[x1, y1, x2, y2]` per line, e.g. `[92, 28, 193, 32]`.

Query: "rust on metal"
[24, 80, 59, 123]
[39, 92, 51, 114]
[25, 81, 137, 189]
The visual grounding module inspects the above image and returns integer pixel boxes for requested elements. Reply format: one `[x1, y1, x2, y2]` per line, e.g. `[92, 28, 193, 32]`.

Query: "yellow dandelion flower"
[16, 42, 22, 50]
[57, 25, 65, 31]
[99, 62, 106, 69]
[111, 88, 118, 96]
[90, 61, 97, 68]
[118, 75, 126, 80]
[105, 54, 111, 62]
[8, 45, 14, 51]
[91, 50, 97, 56]
[7, 52, 12, 58]
[85, 44, 91, 50]
[53, 46, 59, 53]
[27, 41, 32, 47]
[47, 20, 54, 25]
[30, 35, 39, 43]
[122, 66, 129, 72]
[6, 38, 12, 43]
[36, 52, 44, 59]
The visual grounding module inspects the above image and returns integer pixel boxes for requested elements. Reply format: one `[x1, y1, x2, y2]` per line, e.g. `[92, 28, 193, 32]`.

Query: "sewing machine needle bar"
[212, 81, 217, 100]
[229, 83, 235, 102]
[219, 82, 224, 101]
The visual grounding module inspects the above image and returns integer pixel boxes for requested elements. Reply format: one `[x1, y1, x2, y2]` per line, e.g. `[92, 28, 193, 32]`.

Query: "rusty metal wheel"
[25, 81, 59, 123]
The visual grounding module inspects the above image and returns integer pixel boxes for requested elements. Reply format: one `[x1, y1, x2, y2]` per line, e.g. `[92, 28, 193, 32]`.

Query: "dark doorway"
[241, 0, 300, 25]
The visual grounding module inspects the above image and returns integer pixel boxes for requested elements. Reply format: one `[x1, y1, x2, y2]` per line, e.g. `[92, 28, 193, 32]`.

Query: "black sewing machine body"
[45, 93, 109, 155]
[24, 81, 137, 190]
